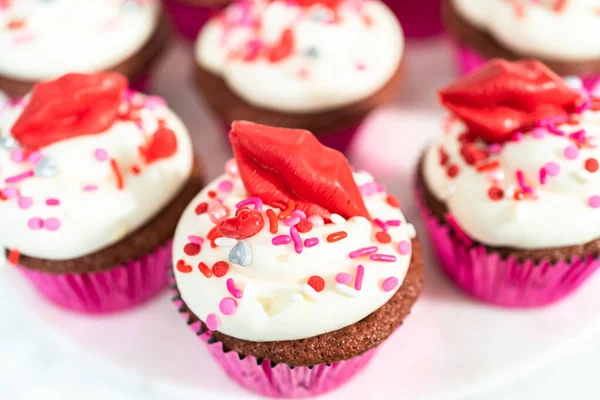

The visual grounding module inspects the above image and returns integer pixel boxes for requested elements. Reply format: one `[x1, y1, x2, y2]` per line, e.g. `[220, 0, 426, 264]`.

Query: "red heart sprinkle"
[176, 259, 192, 273]
[268, 28, 294, 63]
[217, 208, 265, 239]
[140, 127, 178, 164]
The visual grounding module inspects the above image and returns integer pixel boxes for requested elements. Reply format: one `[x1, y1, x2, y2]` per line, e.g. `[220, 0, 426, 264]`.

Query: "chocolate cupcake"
[194, 0, 404, 152]
[1, 72, 203, 313]
[163, 0, 231, 40]
[0, 0, 170, 99]
[416, 58, 600, 307]
[444, 0, 600, 92]
[171, 121, 422, 397]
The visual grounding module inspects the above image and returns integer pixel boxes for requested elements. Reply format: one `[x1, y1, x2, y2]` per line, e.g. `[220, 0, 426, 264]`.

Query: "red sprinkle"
[386, 195, 401, 208]
[447, 164, 460, 178]
[307, 276, 325, 292]
[208, 190, 217, 199]
[585, 158, 599, 173]
[488, 186, 504, 201]
[296, 219, 313, 233]
[195, 202, 208, 215]
[131, 165, 141, 175]
[198, 262, 212, 278]
[212, 261, 230, 278]
[327, 231, 348, 243]
[513, 190, 525, 201]
[375, 231, 392, 244]
[8, 249, 20, 265]
[476, 160, 500, 173]
[176, 259, 192, 273]
[110, 158, 124, 190]
[266, 208, 278, 234]
[439, 147, 449, 166]
[183, 243, 201, 256]
[278, 199, 295, 220]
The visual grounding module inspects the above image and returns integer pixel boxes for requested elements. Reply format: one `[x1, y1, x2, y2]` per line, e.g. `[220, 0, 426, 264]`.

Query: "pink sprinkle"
[511, 131, 523, 141]
[382, 277, 399, 292]
[398, 240, 411, 255]
[588, 196, 600, 208]
[27, 217, 43, 230]
[488, 143, 503, 154]
[564, 145, 579, 160]
[17, 196, 32, 209]
[292, 210, 306, 220]
[359, 182, 380, 196]
[290, 227, 302, 254]
[226, 278, 243, 299]
[516, 170, 533, 194]
[547, 123, 566, 137]
[143, 96, 167, 110]
[2, 187, 17, 198]
[356, 62, 367, 71]
[336, 273, 352, 285]
[10, 148, 24, 162]
[304, 237, 319, 248]
[349, 246, 378, 259]
[539, 167, 547, 185]
[370, 254, 397, 262]
[219, 297, 238, 315]
[235, 197, 263, 211]
[545, 162, 561, 176]
[83, 185, 98, 191]
[531, 127, 547, 139]
[5, 170, 34, 183]
[387, 220, 401, 227]
[308, 216, 324, 227]
[27, 151, 42, 164]
[45, 198, 60, 206]
[206, 314, 219, 331]
[187, 235, 204, 245]
[569, 129, 586, 143]
[283, 215, 301, 227]
[94, 148, 108, 162]
[272, 235, 291, 245]
[374, 218, 387, 231]
[354, 265, 365, 290]
[217, 180, 233, 193]
[44, 217, 61, 231]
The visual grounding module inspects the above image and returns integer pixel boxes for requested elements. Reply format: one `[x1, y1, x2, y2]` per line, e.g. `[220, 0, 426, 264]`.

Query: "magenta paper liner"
[163, 0, 219, 41]
[221, 122, 361, 154]
[18, 240, 172, 314]
[170, 288, 376, 398]
[416, 187, 600, 307]
[384, 0, 443, 38]
[452, 41, 600, 92]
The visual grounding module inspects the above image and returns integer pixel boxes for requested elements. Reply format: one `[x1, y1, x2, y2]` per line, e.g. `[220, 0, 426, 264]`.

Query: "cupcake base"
[384, 0, 443, 38]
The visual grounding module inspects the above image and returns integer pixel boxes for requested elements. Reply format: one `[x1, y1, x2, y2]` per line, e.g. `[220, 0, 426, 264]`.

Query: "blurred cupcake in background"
[172, 121, 423, 397]
[416, 58, 600, 308]
[163, 0, 231, 40]
[1, 72, 203, 313]
[444, 0, 600, 92]
[0, 0, 170, 98]
[383, 0, 443, 38]
[194, 0, 405, 153]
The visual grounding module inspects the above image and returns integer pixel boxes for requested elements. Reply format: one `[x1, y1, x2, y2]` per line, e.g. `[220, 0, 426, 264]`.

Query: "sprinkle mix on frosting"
[424, 59, 600, 249]
[195, 0, 403, 112]
[173, 122, 415, 342]
[0, 0, 160, 80]
[0, 72, 193, 261]
[452, 0, 600, 61]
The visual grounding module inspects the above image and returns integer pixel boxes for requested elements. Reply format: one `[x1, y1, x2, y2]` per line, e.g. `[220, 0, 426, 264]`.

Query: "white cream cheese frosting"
[195, 0, 404, 113]
[452, 0, 600, 62]
[0, 0, 160, 81]
[0, 89, 193, 260]
[173, 169, 415, 342]
[424, 109, 600, 249]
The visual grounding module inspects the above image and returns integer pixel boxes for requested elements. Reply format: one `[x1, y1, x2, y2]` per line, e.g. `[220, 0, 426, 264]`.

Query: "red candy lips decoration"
[230, 121, 370, 220]
[12, 72, 128, 150]
[218, 208, 265, 239]
[439, 59, 581, 143]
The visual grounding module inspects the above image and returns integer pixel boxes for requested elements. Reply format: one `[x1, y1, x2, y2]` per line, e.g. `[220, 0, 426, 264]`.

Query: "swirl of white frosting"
[173, 170, 414, 342]
[195, 0, 404, 113]
[0, 0, 160, 81]
[423, 109, 600, 249]
[452, 0, 600, 61]
[0, 92, 193, 260]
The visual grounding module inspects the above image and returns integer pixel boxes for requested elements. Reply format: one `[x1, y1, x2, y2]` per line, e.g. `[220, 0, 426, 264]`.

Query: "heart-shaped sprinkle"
[228, 240, 252, 266]
[217, 208, 264, 239]
[34, 156, 58, 178]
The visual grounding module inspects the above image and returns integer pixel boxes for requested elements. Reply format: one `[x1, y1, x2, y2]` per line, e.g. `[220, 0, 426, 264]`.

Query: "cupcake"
[163, 0, 231, 40]
[0, 0, 170, 99]
[194, 0, 404, 153]
[383, 0, 443, 38]
[1, 72, 203, 313]
[416, 58, 600, 308]
[444, 0, 600, 92]
[171, 121, 423, 397]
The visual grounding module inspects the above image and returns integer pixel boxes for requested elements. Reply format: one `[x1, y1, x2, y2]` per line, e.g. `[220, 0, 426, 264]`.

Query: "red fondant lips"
[12, 72, 128, 150]
[230, 121, 370, 220]
[439, 59, 581, 143]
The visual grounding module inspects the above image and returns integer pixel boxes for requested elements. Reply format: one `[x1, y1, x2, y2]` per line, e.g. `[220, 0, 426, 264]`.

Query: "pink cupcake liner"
[163, 0, 222, 41]
[384, 0, 443, 38]
[416, 187, 600, 307]
[171, 288, 376, 398]
[452, 41, 600, 92]
[18, 240, 173, 314]
[130, 71, 152, 94]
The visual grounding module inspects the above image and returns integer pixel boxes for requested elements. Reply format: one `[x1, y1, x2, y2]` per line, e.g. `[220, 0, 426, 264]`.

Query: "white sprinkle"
[564, 76, 583, 90]
[335, 283, 358, 298]
[405, 223, 417, 239]
[330, 213, 346, 225]
[439, 186, 456, 200]
[570, 170, 592, 183]
[301, 284, 319, 301]
[214, 237, 238, 247]
[292, 293, 304, 303]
